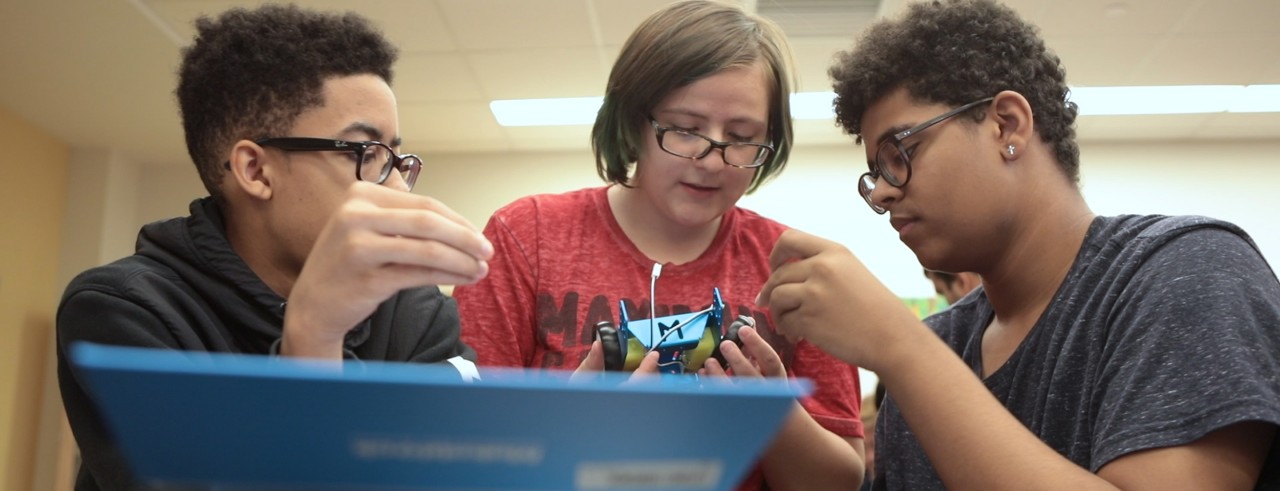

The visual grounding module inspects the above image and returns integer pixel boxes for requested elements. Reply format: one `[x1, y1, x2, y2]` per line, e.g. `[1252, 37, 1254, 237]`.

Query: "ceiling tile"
[1180, 0, 1280, 34]
[1132, 35, 1279, 85]
[436, 0, 597, 50]
[591, 0, 680, 45]
[1035, 0, 1194, 37]
[394, 53, 485, 103]
[788, 37, 854, 93]
[468, 48, 611, 99]
[1050, 35, 1163, 86]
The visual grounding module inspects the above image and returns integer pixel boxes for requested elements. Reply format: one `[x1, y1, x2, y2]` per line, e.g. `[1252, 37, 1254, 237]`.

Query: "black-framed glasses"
[858, 97, 994, 214]
[255, 137, 423, 191]
[649, 119, 774, 169]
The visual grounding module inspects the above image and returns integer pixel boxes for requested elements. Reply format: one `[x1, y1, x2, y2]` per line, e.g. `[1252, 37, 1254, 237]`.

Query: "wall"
[0, 107, 69, 491]
[408, 140, 1280, 298]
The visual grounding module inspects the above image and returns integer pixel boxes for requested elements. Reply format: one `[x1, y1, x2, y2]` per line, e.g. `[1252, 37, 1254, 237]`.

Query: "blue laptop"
[70, 342, 810, 491]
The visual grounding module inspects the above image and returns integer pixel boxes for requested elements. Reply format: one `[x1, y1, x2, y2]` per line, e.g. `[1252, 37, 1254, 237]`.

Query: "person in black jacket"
[55, 5, 493, 490]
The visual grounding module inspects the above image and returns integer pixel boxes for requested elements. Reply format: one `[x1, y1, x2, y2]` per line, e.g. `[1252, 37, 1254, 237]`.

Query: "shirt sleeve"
[1091, 226, 1280, 470]
[454, 205, 541, 368]
[57, 277, 187, 491]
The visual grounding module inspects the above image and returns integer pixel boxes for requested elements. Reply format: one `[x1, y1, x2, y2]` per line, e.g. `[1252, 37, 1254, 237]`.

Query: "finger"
[738, 326, 786, 378]
[767, 229, 829, 271]
[356, 233, 490, 281]
[348, 205, 493, 262]
[582, 340, 605, 371]
[632, 351, 660, 376]
[760, 279, 807, 326]
[700, 357, 728, 377]
[570, 340, 605, 382]
[350, 182, 483, 233]
[718, 339, 761, 378]
[757, 257, 812, 308]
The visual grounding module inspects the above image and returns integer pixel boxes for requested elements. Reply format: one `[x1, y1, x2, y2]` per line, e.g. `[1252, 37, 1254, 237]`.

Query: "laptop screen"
[71, 342, 810, 491]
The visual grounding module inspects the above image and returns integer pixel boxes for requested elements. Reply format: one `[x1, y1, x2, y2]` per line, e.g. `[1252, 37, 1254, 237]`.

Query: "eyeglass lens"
[661, 130, 769, 167]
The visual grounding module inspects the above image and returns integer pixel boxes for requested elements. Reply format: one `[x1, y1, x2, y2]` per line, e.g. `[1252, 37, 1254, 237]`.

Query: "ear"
[989, 90, 1034, 161]
[956, 272, 983, 294]
[225, 140, 274, 201]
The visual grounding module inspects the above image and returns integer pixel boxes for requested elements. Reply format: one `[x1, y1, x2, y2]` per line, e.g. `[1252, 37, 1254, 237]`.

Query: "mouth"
[889, 216, 916, 233]
[681, 182, 719, 193]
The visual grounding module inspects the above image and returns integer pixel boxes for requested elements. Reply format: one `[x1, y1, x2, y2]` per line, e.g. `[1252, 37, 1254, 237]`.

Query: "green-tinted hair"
[591, 0, 795, 194]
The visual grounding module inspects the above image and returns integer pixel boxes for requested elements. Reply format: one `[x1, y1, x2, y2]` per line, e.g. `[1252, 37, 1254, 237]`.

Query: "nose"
[869, 174, 901, 210]
[693, 145, 731, 171]
[382, 168, 412, 192]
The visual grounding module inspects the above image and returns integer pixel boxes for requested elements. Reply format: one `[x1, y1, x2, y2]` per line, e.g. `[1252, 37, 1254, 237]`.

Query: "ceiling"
[1, 0, 1277, 167]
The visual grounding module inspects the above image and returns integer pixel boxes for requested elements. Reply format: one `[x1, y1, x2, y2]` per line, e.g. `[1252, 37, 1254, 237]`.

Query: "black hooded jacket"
[56, 197, 474, 490]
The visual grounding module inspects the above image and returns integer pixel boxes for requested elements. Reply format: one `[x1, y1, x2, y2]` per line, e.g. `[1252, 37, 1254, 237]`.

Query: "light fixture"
[489, 85, 1280, 127]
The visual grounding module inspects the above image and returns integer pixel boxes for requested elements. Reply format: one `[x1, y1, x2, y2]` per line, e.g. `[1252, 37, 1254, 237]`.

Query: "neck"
[607, 185, 722, 265]
[979, 186, 1094, 334]
[223, 202, 298, 299]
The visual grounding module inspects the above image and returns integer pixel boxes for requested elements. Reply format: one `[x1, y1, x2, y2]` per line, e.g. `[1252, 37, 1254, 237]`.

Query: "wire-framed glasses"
[858, 97, 994, 214]
[649, 119, 774, 168]
[256, 137, 423, 190]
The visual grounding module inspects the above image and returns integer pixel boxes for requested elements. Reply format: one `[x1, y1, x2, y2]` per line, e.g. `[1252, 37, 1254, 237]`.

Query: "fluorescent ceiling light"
[490, 85, 1280, 127]
[490, 96, 602, 126]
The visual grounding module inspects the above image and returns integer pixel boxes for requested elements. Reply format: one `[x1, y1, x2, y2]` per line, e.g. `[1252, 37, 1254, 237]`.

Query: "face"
[631, 62, 771, 229]
[859, 88, 1008, 271]
[260, 74, 403, 270]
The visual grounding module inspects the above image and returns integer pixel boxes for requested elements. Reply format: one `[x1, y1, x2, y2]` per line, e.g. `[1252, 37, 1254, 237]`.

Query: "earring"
[1007, 145, 1016, 156]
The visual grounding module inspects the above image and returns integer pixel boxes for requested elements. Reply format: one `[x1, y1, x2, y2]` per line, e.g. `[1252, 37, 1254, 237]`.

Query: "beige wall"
[0, 107, 69, 491]
[133, 140, 1280, 299]
[415, 140, 1280, 297]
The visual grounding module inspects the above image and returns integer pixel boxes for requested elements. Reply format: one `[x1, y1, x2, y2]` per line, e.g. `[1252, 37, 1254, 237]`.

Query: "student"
[923, 269, 981, 305]
[55, 5, 492, 490]
[758, 0, 1280, 489]
[452, 1, 864, 489]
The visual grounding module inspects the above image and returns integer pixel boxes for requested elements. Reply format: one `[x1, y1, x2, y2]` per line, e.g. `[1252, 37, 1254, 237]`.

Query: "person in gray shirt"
[755, 0, 1280, 489]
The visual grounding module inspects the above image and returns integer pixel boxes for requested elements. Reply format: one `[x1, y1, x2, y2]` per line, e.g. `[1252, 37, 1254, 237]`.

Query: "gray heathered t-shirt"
[873, 215, 1280, 491]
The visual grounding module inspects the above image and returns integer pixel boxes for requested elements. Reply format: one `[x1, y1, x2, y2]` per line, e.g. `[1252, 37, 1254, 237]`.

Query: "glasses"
[858, 97, 994, 214]
[649, 119, 774, 168]
[255, 137, 423, 191]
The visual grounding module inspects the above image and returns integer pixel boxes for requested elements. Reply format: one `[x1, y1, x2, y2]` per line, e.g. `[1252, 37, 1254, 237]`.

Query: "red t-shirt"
[454, 186, 863, 490]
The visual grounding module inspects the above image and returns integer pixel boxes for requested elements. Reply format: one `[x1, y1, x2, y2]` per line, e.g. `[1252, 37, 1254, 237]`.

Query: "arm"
[57, 280, 187, 491]
[452, 209, 540, 367]
[707, 327, 866, 490]
[759, 229, 1279, 491]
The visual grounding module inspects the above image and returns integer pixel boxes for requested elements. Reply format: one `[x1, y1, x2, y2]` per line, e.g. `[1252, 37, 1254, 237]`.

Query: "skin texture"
[221, 74, 494, 359]
[758, 88, 1274, 490]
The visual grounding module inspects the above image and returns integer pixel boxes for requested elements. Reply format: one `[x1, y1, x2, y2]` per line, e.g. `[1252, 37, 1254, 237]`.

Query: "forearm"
[760, 403, 865, 491]
[880, 333, 1116, 491]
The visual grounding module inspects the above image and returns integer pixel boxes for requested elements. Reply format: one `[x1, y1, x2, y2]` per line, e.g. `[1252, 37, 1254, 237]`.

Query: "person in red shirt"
[452, 1, 865, 489]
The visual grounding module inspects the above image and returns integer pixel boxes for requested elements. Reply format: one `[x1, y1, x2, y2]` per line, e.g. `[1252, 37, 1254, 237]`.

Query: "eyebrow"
[340, 122, 401, 147]
[653, 109, 767, 129]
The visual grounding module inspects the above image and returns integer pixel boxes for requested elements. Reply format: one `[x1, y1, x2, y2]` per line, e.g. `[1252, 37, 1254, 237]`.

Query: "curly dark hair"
[830, 0, 1080, 182]
[176, 4, 398, 202]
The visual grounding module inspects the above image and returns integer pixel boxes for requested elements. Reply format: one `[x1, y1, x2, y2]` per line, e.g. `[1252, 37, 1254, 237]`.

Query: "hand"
[700, 326, 787, 378]
[282, 182, 494, 358]
[572, 340, 660, 382]
[756, 229, 920, 372]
